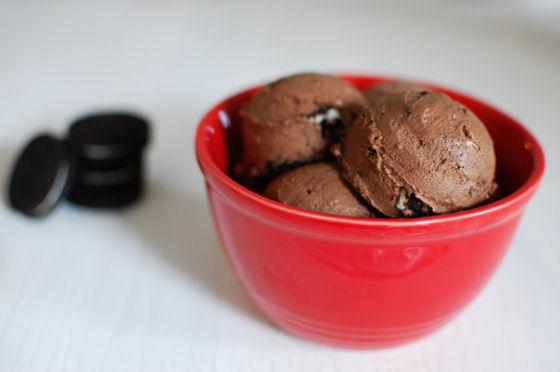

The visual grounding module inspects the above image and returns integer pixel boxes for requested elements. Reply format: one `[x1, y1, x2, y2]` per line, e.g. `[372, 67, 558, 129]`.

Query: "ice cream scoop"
[264, 162, 373, 217]
[364, 81, 425, 105]
[333, 90, 497, 217]
[238, 73, 367, 177]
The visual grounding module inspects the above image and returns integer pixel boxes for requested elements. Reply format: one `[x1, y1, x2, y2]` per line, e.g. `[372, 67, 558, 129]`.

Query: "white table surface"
[0, 2, 559, 371]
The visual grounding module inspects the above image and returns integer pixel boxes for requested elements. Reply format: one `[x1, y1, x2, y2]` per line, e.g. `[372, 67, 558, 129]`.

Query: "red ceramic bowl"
[195, 75, 545, 349]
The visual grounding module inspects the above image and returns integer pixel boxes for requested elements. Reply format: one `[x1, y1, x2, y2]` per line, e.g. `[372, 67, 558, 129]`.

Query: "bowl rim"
[195, 74, 546, 228]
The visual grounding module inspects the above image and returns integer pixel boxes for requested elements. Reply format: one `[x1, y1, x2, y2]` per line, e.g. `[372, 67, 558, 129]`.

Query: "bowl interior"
[200, 76, 543, 212]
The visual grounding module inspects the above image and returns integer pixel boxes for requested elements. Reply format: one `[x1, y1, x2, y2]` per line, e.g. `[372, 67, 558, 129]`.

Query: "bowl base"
[254, 295, 458, 349]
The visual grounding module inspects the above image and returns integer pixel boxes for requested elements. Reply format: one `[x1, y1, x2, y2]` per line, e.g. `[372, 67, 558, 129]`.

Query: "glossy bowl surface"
[195, 75, 545, 349]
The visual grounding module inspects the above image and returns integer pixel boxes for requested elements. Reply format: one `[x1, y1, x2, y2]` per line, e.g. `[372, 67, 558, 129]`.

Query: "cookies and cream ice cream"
[333, 90, 497, 217]
[264, 162, 373, 217]
[364, 81, 425, 105]
[237, 73, 367, 177]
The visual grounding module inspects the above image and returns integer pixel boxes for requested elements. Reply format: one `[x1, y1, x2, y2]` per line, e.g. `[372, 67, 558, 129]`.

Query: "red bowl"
[195, 75, 545, 349]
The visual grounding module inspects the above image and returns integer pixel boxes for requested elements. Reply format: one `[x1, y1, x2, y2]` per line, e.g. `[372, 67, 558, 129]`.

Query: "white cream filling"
[308, 108, 341, 124]
[396, 188, 407, 211]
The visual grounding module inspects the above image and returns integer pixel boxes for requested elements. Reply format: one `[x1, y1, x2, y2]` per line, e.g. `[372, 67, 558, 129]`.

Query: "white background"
[0, 2, 559, 371]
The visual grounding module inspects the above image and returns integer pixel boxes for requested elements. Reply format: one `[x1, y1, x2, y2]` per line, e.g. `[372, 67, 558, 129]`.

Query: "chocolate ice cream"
[333, 90, 497, 217]
[364, 81, 425, 105]
[264, 162, 373, 218]
[238, 73, 367, 177]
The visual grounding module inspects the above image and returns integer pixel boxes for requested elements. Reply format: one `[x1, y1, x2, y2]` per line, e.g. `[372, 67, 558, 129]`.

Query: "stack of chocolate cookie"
[8, 112, 150, 217]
